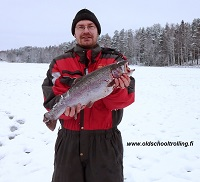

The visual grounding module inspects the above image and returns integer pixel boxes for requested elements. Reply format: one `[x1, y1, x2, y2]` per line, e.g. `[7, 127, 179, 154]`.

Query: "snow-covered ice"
[0, 62, 200, 182]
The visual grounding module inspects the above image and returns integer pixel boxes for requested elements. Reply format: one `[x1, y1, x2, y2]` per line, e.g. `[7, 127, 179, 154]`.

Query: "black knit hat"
[71, 9, 101, 35]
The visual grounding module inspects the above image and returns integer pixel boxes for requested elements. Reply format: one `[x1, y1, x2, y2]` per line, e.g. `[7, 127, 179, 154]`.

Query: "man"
[42, 9, 135, 182]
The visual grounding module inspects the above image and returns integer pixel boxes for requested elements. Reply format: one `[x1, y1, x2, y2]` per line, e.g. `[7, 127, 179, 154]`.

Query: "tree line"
[0, 18, 199, 66]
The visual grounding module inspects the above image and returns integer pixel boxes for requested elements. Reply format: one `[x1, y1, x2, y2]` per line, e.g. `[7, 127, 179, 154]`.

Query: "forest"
[0, 18, 199, 66]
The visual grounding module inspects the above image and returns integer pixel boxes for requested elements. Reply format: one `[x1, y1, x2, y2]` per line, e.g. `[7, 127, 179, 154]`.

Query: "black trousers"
[52, 127, 124, 182]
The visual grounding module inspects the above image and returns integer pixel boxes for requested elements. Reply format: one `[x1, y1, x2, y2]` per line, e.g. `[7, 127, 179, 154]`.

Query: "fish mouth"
[121, 61, 129, 74]
[118, 61, 135, 76]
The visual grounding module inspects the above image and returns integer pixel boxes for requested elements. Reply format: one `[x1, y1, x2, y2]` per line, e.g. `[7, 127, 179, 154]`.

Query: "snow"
[0, 62, 200, 182]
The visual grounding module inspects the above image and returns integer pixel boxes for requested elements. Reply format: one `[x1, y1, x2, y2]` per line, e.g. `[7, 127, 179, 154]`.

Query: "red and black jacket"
[42, 44, 135, 131]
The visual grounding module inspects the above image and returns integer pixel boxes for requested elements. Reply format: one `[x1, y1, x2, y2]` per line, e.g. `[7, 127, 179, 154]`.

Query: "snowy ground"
[0, 62, 200, 182]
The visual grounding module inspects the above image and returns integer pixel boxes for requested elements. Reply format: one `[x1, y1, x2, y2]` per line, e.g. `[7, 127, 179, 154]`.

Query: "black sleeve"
[127, 76, 135, 94]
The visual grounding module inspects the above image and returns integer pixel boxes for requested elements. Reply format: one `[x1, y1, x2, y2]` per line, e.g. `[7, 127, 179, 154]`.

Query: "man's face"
[74, 20, 99, 48]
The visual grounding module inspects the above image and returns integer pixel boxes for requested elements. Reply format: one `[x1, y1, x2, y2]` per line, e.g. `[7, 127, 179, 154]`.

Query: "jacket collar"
[74, 44, 101, 64]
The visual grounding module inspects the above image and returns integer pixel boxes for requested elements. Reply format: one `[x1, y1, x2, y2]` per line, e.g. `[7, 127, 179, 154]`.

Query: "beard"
[77, 33, 98, 49]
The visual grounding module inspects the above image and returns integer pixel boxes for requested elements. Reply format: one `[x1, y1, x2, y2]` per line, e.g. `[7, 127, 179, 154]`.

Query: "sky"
[0, 62, 200, 181]
[0, 0, 200, 50]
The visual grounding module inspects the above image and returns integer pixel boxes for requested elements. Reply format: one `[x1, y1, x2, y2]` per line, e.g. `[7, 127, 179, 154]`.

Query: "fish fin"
[107, 80, 115, 87]
[86, 101, 94, 108]
[71, 77, 83, 87]
[45, 120, 57, 131]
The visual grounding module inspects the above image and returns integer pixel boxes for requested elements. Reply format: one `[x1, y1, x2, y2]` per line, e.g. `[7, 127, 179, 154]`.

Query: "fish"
[43, 60, 134, 131]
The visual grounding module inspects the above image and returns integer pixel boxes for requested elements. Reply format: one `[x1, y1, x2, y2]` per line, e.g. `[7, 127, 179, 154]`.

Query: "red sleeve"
[102, 88, 135, 110]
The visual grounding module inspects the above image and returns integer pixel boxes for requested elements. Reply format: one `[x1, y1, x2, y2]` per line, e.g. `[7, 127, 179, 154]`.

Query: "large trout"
[43, 61, 133, 130]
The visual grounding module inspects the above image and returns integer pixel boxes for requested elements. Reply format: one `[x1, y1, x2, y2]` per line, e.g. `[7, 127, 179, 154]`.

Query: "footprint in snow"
[2, 111, 26, 140]
[24, 147, 33, 154]
[4, 111, 14, 120]
[8, 124, 19, 140]
[5, 111, 25, 124]
[10, 125, 18, 132]
[8, 133, 18, 140]
[16, 119, 25, 125]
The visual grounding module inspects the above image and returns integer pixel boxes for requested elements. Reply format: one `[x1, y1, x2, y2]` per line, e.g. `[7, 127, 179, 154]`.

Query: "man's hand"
[114, 74, 131, 89]
[64, 103, 86, 118]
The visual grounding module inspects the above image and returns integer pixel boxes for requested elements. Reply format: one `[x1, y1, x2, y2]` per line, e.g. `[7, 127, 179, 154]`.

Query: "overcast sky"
[0, 0, 200, 50]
